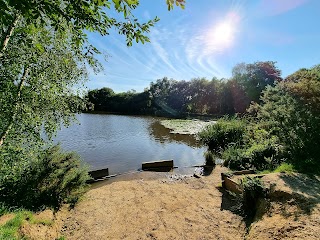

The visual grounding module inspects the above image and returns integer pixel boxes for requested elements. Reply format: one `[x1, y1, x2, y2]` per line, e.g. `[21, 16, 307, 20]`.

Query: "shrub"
[223, 135, 282, 171]
[240, 176, 267, 218]
[222, 145, 245, 169]
[198, 118, 246, 151]
[0, 145, 90, 210]
[204, 151, 215, 166]
[250, 83, 320, 174]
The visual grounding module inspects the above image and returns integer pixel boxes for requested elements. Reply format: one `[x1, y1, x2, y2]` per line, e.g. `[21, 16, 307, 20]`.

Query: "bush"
[204, 151, 215, 166]
[240, 176, 267, 218]
[0, 145, 90, 210]
[198, 118, 246, 151]
[222, 128, 283, 171]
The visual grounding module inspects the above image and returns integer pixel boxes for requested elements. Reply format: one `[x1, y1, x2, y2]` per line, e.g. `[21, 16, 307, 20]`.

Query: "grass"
[273, 163, 296, 173]
[0, 209, 56, 240]
[0, 211, 32, 240]
[259, 163, 296, 174]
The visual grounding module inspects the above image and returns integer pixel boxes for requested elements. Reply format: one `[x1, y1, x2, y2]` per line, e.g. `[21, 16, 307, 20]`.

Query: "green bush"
[222, 128, 283, 171]
[198, 118, 246, 151]
[0, 145, 90, 211]
[240, 176, 267, 218]
[204, 151, 215, 166]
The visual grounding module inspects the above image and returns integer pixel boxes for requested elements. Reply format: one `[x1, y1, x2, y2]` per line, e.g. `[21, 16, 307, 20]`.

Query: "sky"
[86, 0, 320, 93]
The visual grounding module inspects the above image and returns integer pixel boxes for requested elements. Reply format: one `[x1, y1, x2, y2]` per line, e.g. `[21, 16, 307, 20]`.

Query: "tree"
[232, 61, 282, 103]
[0, 0, 186, 57]
[0, 0, 186, 147]
[88, 87, 115, 111]
[283, 65, 320, 113]
[0, 22, 88, 147]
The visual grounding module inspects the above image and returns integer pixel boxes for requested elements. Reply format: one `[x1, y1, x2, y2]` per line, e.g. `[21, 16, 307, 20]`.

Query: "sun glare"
[204, 12, 240, 53]
[213, 21, 234, 44]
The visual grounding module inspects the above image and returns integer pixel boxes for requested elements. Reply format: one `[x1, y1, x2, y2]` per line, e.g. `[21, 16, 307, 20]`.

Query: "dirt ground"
[59, 166, 246, 240]
[1, 166, 320, 239]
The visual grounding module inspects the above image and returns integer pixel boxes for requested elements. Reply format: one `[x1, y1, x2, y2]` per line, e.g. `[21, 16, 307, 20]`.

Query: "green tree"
[0, 0, 185, 147]
[0, 22, 88, 147]
[232, 61, 282, 103]
[0, 0, 186, 57]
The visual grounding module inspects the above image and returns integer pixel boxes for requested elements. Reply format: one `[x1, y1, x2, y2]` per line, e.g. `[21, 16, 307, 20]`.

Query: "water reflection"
[55, 114, 206, 174]
[149, 121, 201, 148]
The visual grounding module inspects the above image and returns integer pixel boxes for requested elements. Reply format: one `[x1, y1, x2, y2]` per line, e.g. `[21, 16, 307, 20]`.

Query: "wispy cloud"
[254, 0, 309, 17]
[86, 5, 245, 92]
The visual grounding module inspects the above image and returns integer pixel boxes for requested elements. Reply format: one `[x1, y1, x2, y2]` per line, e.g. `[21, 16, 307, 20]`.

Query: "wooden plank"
[142, 160, 174, 171]
[233, 170, 256, 175]
[88, 168, 109, 179]
[221, 173, 243, 194]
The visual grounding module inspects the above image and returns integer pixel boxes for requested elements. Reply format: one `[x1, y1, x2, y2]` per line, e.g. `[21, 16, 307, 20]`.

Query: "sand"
[1, 166, 319, 239]
[60, 166, 245, 240]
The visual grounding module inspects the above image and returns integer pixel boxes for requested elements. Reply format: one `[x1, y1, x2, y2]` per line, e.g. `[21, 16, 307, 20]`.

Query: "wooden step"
[88, 168, 109, 180]
[142, 160, 174, 171]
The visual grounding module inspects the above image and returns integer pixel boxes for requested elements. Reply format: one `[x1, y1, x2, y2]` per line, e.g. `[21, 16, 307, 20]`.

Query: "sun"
[203, 11, 240, 54]
[206, 20, 235, 51]
[213, 21, 234, 45]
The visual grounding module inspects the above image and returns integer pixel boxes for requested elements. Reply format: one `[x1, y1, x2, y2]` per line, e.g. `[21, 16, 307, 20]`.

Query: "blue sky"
[87, 0, 320, 93]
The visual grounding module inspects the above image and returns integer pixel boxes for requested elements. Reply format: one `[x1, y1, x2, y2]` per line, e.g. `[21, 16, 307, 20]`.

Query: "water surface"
[55, 114, 206, 174]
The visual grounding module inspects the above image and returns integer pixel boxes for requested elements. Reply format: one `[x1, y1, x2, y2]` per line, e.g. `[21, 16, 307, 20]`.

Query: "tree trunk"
[0, 67, 29, 147]
[0, 14, 20, 58]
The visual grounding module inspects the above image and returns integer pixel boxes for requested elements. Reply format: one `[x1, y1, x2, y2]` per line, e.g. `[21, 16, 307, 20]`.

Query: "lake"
[54, 113, 207, 175]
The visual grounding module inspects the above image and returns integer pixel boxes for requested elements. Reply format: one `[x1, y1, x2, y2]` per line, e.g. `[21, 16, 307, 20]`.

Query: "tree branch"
[0, 14, 20, 59]
[0, 66, 29, 147]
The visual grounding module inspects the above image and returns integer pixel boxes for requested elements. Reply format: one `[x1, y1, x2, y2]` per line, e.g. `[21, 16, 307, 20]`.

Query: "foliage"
[273, 163, 296, 173]
[87, 88, 153, 114]
[0, 0, 161, 56]
[200, 65, 320, 174]
[0, 145, 90, 210]
[232, 61, 282, 103]
[249, 75, 320, 173]
[198, 118, 246, 151]
[0, 21, 87, 148]
[86, 62, 282, 117]
[204, 151, 215, 166]
[240, 176, 267, 218]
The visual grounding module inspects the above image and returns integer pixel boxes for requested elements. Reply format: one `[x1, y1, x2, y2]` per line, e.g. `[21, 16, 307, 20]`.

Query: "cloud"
[86, 8, 244, 92]
[254, 0, 309, 17]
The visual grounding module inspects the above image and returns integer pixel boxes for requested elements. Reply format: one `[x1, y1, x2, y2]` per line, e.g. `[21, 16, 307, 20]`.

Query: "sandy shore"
[3, 166, 320, 239]
[59, 166, 245, 240]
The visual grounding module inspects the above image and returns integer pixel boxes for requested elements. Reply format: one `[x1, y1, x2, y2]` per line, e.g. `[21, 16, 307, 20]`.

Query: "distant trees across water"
[86, 61, 282, 117]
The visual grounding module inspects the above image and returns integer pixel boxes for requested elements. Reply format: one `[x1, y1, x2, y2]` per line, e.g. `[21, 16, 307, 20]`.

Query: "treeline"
[86, 61, 282, 116]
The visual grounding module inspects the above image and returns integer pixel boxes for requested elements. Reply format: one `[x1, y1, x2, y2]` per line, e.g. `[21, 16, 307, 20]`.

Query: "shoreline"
[2, 166, 318, 239]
